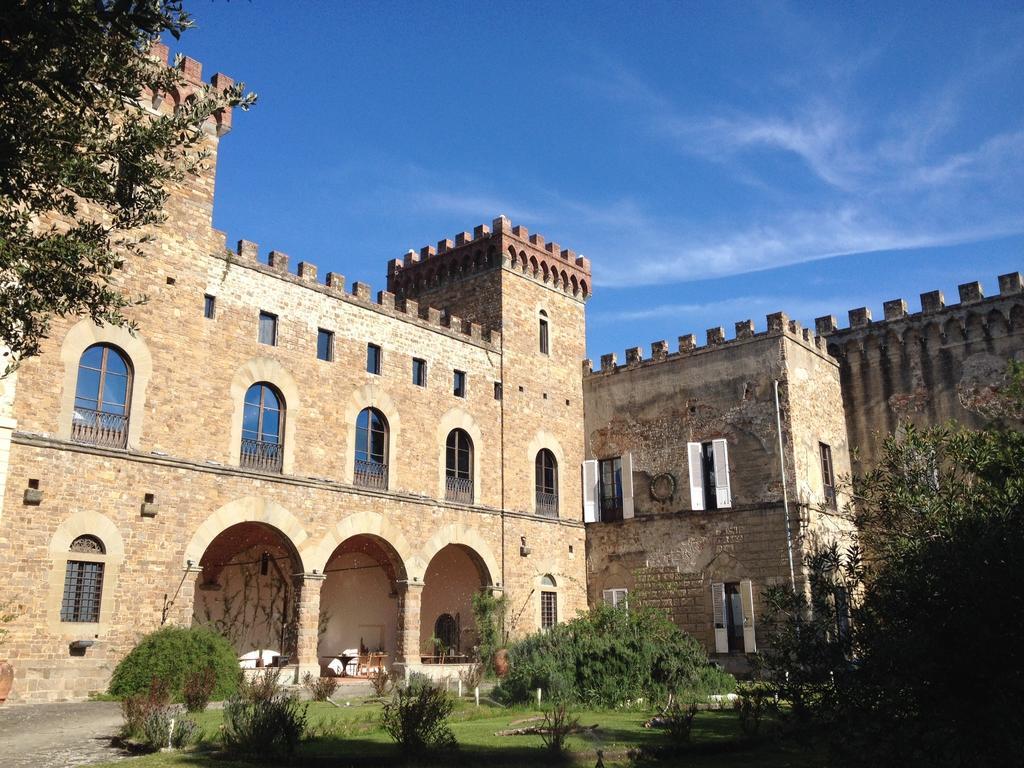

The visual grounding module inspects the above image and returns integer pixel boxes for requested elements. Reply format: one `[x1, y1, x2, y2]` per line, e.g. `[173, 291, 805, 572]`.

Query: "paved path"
[0, 701, 127, 768]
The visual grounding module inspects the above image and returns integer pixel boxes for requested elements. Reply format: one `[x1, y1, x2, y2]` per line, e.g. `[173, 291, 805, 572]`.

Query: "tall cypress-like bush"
[109, 625, 240, 701]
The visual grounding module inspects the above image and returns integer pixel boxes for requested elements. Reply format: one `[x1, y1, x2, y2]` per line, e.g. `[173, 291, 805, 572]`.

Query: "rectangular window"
[599, 457, 623, 521]
[203, 294, 216, 319]
[541, 591, 558, 630]
[539, 317, 550, 355]
[412, 358, 427, 387]
[60, 560, 104, 623]
[317, 329, 334, 362]
[701, 441, 718, 511]
[258, 311, 277, 346]
[820, 442, 836, 507]
[688, 440, 731, 510]
[602, 588, 628, 611]
[493, 381, 503, 401]
[453, 370, 466, 398]
[367, 343, 381, 374]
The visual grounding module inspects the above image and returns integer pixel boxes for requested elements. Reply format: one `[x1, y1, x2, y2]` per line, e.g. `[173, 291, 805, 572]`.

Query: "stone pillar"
[292, 572, 325, 682]
[393, 580, 424, 680]
[163, 563, 203, 627]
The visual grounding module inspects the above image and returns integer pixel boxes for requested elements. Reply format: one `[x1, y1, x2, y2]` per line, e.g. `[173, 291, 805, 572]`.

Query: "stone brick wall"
[583, 322, 854, 653]
[817, 278, 1024, 474]
[0, 48, 591, 703]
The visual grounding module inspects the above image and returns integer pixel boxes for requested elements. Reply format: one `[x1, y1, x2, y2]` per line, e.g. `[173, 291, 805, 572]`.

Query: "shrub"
[539, 700, 579, 756]
[662, 699, 698, 752]
[302, 672, 338, 702]
[109, 626, 239, 702]
[736, 682, 772, 737]
[121, 677, 172, 739]
[380, 677, 456, 755]
[182, 666, 217, 712]
[223, 669, 308, 759]
[495, 605, 728, 707]
[458, 662, 485, 692]
[368, 667, 392, 698]
[470, 591, 507, 675]
[141, 705, 199, 751]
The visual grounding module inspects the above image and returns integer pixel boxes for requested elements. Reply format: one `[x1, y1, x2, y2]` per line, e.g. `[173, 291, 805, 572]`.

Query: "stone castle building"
[0, 48, 1021, 702]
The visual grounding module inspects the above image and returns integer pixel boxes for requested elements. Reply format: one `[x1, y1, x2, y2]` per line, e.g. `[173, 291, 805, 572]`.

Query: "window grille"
[540, 591, 557, 630]
[61, 558, 104, 623]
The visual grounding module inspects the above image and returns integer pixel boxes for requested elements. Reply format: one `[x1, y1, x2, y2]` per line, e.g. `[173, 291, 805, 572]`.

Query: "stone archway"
[318, 534, 408, 674]
[419, 543, 493, 662]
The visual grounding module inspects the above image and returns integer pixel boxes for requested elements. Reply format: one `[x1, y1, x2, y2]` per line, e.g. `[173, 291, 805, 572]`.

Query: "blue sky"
[175, 1, 1023, 362]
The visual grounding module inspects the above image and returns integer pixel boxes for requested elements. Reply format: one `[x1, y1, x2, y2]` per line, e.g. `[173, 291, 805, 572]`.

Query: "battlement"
[145, 42, 237, 136]
[815, 272, 1024, 354]
[227, 239, 501, 349]
[584, 311, 829, 377]
[387, 215, 592, 302]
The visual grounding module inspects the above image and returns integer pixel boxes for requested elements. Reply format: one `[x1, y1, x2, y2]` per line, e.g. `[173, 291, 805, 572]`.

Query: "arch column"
[164, 563, 203, 627]
[292, 572, 325, 679]
[394, 580, 424, 677]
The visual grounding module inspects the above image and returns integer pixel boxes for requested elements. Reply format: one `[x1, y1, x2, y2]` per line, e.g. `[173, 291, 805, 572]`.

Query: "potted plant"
[0, 603, 19, 704]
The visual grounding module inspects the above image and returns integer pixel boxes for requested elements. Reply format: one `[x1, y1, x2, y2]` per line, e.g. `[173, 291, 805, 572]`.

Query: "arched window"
[433, 613, 460, 655]
[241, 382, 285, 472]
[72, 344, 132, 448]
[535, 449, 558, 517]
[355, 407, 388, 489]
[538, 310, 550, 355]
[540, 574, 557, 630]
[61, 535, 106, 623]
[445, 429, 473, 503]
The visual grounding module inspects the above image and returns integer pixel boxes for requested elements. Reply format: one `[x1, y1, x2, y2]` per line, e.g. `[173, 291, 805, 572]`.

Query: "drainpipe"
[774, 379, 797, 594]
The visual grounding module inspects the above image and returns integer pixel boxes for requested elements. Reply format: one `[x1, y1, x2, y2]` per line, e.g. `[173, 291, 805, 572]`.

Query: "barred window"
[540, 574, 557, 630]
[61, 536, 106, 623]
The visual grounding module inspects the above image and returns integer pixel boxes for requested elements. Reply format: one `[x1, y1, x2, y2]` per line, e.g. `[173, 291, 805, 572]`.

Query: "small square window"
[453, 370, 466, 398]
[317, 329, 334, 362]
[367, 343, 382, 374]
[258, 311, 278, 346]
[494, 382, 503, 401]
[413, 358, 427, 387]
[203, 294, 216, 319]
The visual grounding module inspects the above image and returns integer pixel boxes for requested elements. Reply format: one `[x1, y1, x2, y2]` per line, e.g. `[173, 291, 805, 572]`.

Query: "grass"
[94, 697, 825, 767]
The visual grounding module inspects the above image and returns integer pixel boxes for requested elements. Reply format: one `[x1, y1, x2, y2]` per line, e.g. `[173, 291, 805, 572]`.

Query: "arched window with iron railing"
[72, 344, 132, 448]
[535, 449, 558, 517]
[445, 428, 473, 503]
[355, 407, 389, 489]
[241, 382, 285, 472]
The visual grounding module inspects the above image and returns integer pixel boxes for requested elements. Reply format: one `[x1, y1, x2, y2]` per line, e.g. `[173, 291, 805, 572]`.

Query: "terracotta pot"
[0, 660, 14, 704]
[493, 648, 509, 678]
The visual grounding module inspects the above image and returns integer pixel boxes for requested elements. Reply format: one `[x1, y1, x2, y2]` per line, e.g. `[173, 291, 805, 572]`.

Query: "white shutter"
[739, 579, 756, 653]
[688, 442, 704, 510]
[712, 439, 732, 508]
[582, 460, 599, 522]
[711, 582, 729, 653]
[621, 452, 634, 519]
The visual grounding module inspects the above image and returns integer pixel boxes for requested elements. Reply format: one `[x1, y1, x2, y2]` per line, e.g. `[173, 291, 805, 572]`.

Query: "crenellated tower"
[388, 215, 592, 522]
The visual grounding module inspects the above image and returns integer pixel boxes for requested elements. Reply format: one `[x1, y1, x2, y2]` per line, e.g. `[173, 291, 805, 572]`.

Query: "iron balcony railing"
[536, 491, 559, 518]
[354, 459, 388, 489]
[240, 437, 284, 473]
[71, 408, 128, 449]
[600, 496, 624, 522]
[445, 475, 473, 504]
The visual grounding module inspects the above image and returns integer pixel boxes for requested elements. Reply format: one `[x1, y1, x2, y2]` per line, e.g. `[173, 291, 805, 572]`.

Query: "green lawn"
[95, 698, 825, 767]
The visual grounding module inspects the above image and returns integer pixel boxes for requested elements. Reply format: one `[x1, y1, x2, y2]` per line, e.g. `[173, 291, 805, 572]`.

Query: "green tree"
[764, 361, 1024, 767]
[0, 1, 255, 374]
